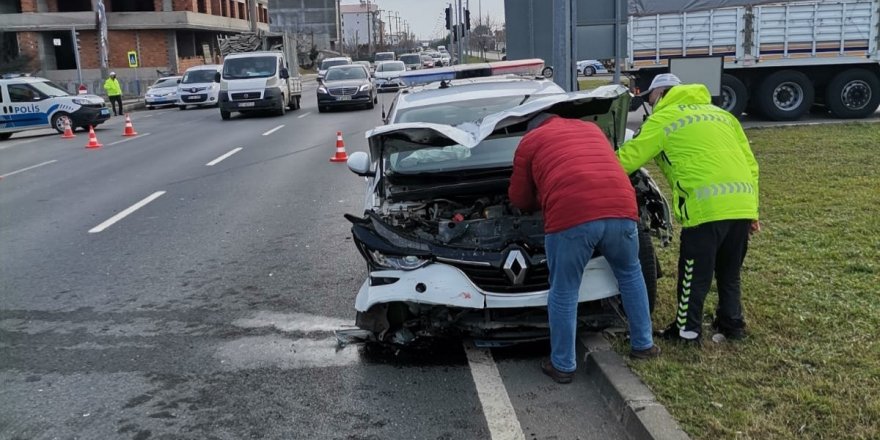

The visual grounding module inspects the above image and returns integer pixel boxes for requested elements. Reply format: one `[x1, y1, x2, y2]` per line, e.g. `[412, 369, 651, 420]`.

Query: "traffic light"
[464, 9, 471, 30]
[445, 6, 452, 30]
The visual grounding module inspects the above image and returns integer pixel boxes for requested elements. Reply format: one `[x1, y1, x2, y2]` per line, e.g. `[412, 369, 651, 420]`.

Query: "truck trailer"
[626, 0, 880, 120]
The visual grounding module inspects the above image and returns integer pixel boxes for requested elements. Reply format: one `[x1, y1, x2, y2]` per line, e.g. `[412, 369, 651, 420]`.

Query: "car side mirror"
[347, 151, 374, 176]
[213, 72, 221, 83]
[629, 95, 644, 112]
[177, 79, 182, 84]
[280, 68, 290, 79]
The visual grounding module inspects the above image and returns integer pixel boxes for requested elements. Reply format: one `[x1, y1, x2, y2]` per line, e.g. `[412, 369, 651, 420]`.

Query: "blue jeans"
[545, 218, 654, 372]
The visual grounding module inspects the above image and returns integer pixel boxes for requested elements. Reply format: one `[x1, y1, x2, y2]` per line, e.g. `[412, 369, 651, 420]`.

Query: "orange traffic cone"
[330, 131, 349, 162]
[122, 114, 138, 137]
[61, 118, 76, 139]
[85, 126, 103, 149]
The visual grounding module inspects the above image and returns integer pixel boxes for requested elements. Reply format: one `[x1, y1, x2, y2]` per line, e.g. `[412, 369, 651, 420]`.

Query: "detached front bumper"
[354, 258, 620, 312]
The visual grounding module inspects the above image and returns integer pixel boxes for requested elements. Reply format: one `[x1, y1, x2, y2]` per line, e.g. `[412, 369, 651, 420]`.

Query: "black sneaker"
[630, 345, 661, 360]
[656, 322, 702, 345]
[540, 358, 574, 384]
[711, 316, 747, 340]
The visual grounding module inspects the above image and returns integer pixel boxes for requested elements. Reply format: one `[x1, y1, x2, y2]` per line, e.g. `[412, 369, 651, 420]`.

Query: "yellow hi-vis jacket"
[617, 84, 759, 228]
[103, 77, 122, 97]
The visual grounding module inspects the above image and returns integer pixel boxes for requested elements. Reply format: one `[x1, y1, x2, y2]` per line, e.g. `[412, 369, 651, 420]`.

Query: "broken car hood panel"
[366, 84, 631, 156]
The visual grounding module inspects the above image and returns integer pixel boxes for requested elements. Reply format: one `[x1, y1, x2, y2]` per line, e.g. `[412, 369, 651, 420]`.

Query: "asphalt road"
[0, 85, 628, 439]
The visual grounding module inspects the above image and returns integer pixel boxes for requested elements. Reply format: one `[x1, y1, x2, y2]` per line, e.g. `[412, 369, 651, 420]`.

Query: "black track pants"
[673, 219, 751, 336]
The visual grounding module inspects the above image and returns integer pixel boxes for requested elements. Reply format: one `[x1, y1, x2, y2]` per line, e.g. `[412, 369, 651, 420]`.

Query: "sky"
[341, 0, 505, 41]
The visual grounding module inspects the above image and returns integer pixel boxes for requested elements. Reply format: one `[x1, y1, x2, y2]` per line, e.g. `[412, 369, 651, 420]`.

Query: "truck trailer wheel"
[825, 69, 880, 119]
[720, 74, 748, 118]
[755, 70, 814, 121]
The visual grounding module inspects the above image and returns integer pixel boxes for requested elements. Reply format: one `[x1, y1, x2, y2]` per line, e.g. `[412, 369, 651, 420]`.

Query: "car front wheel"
[583, 66, 595, 77]
[51, 112, 72, 134]
[220, 110, 231, 120]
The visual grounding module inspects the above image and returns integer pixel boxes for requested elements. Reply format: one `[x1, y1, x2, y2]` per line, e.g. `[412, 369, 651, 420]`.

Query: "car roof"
[225, 51, 282, 59]
[185, 64, 221, 71]
[154, 76, 182, 81]
[393, 77, 564, 112]
[323, 57, 351, 62]
[0, 76, 51, 85]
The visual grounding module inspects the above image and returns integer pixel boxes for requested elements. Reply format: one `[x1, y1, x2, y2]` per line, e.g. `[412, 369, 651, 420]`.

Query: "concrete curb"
[581, 335, 691, 440]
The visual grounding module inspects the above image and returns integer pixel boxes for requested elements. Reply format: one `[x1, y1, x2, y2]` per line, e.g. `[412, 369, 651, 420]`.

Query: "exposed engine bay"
[377, 194, 545, 251]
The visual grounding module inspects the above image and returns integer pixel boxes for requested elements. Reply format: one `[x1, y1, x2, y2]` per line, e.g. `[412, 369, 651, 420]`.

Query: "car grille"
[80, 103, 105, 109]
[329, 87, 359, 96]
[230, 92, 260, 101]
[446, 261, 550, 294]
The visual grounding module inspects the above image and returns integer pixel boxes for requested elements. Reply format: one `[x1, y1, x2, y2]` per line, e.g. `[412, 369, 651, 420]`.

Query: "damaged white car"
[344, 64, 672, 345]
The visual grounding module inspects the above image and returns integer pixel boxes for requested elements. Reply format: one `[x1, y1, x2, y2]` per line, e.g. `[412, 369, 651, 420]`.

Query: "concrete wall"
[269, 0, 339, 51]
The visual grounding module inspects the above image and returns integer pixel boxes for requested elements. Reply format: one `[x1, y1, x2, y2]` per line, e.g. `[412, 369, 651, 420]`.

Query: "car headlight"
[369, 251, 429, 271]
[72, 98, 90, 105]
[317, 86, 328, 94]
[358, 84, 372, 92]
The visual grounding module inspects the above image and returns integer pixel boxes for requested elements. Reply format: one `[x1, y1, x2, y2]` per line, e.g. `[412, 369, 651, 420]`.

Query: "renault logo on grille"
[503, 250, 528, 286]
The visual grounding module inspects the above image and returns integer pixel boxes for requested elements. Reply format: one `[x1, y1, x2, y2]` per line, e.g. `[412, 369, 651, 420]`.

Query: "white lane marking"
[88, 191, 166, 233]
[206, 147, 243, 166]
[0, 160, 58, 179]
[297, 112, 312, 119]
[463, 341, 526, 440]
[107, 132, 151, 146]
[142, 114, 155, 118]
[262, 125, 285, 136]
[232, 311, 354, 333]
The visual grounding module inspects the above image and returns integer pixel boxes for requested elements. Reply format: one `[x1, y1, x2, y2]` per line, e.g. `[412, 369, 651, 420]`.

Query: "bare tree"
[470, 13, 499, 59]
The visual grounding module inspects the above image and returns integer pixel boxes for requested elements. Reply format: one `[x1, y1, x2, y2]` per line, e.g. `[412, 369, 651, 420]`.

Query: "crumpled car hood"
[365, 84, 631, 157]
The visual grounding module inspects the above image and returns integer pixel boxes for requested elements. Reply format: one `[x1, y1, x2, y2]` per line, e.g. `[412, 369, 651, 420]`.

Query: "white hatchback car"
[177, 64, 222, 110]
[145, 75, 181, 109]
[343, 60, 672, 344]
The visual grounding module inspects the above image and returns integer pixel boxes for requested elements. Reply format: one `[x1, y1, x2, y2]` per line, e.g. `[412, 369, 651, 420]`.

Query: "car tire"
[288, 95, 297, 110]
[583, 66, 596, 77]
[0, 133, 12, 141]
[146, 105, 154, 110]
[220, 110, 231, 120]
[720, 73, 748, 118]
[277, 98, 286, 116]
[755, 70, 814, 121]
[318, 106, 326, 113]
[825, 68, 880, 119]
[50, 112, 72, 134]
[179, 105, 187, 111]
[638, 229, 658, 314]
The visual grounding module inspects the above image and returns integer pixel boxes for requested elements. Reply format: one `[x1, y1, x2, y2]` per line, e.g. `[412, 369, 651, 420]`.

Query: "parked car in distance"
[318, 57, 352, 81]
[399, 54, 422, 71]
[178, 64, 222, 110]
[145, 75, 181, 109]
[317, 64, 377, 112]
[576, 59, 609, 77]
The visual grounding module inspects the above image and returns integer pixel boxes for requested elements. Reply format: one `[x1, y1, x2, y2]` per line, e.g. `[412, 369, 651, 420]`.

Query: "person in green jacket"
[617, 74, 760, 344]
[103, 72, 123, 116]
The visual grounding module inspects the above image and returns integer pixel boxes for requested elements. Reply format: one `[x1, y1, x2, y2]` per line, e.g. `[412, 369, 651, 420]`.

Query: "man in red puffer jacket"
[509, 113, 659, 384]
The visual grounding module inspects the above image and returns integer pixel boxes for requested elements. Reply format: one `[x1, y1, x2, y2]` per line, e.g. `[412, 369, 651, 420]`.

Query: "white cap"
[640, 73, 681, 96]
[109, 71, 116, 76]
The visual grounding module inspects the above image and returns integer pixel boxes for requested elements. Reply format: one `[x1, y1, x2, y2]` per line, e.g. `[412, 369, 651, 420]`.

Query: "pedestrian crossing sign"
[127, 51, 138, 68]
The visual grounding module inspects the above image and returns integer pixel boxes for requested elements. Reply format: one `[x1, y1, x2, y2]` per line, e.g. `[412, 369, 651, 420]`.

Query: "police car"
[342, 60, 673, 344]
[0, 76, 111, 140]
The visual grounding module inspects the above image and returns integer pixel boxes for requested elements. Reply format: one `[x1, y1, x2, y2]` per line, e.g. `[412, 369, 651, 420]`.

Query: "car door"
[6, 83, 50, 129]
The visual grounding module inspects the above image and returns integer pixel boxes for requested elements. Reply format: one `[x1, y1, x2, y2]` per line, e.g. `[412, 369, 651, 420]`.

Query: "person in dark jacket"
[509, 113, 660, 384]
